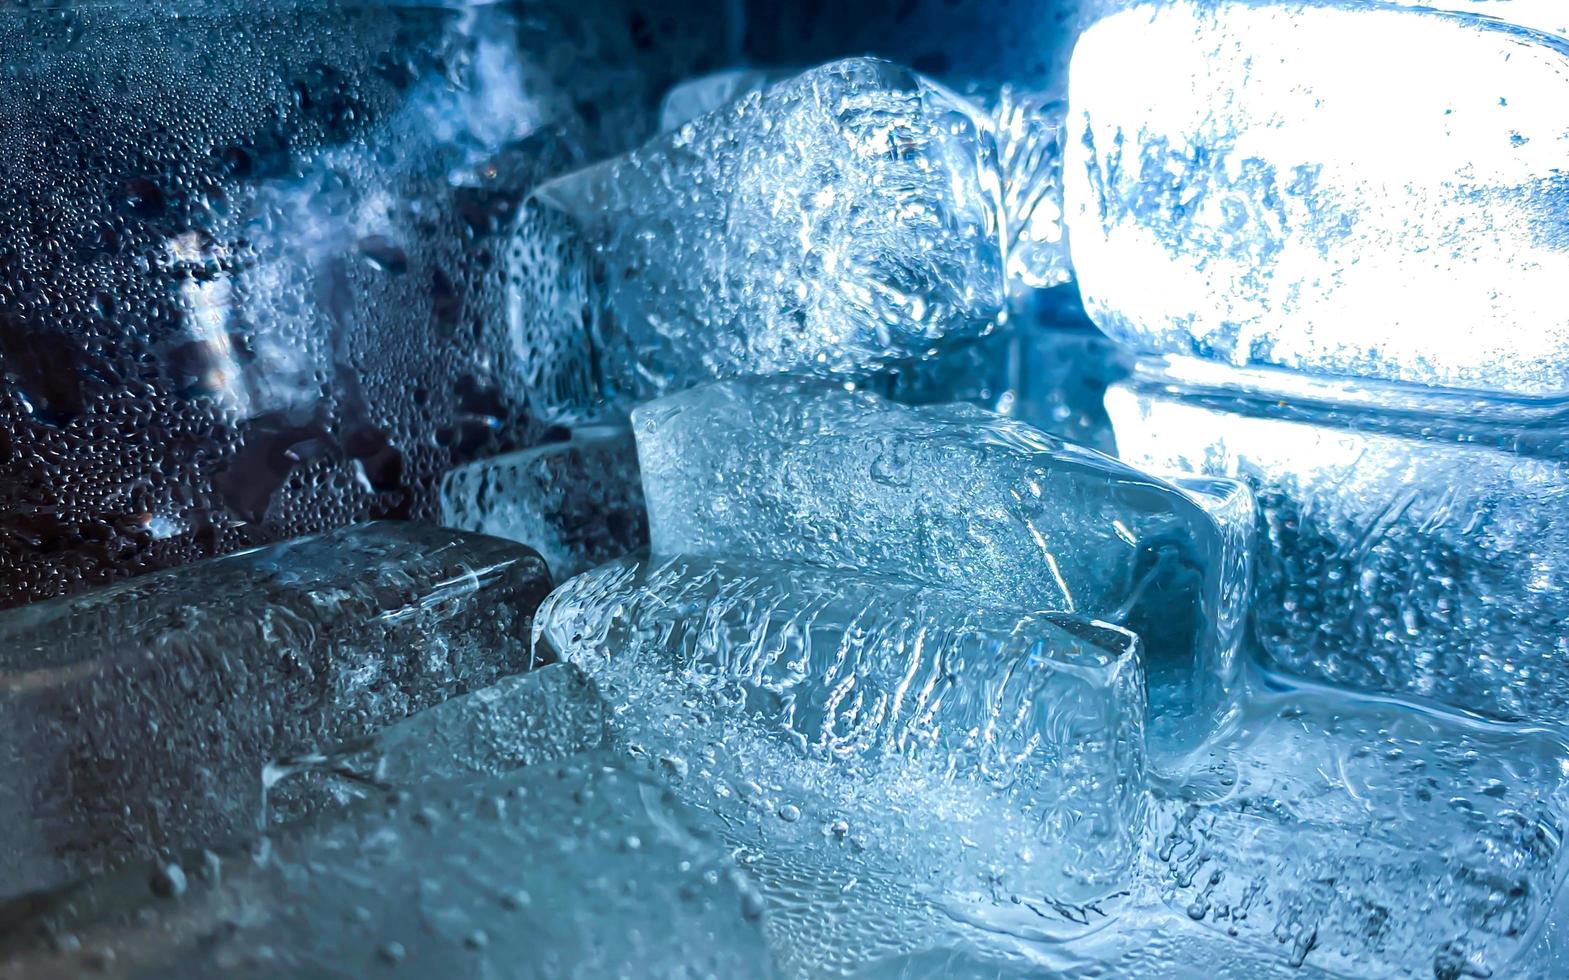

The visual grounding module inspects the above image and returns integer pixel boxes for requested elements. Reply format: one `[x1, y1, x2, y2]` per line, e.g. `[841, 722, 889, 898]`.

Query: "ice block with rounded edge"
[0, 521, 552, 897]
[535, 552, 1147, 889]
[634, 376, 1252, 749]
[530, 58, 1008, 408]
[1066, 0, 1569, 397]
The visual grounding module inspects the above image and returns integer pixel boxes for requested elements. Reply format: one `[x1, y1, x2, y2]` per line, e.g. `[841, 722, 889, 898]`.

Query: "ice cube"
[659, 70, 1069, 297]
[634, 377, 1252, 746]
[1066, 0, 1569, 396]
[1107, 367, 1569, 725]
[438, 425, 647, 579]
[535, 552, 1147, 887]
[1153, 677, 1569, 977]
[0, 522, 552, 897]
[262, 663, 608, 822]
[0, 752, 773, 979]
[530, 58, 1007, 406]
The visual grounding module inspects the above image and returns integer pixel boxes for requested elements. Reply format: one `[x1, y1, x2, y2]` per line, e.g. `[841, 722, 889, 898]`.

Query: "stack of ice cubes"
[8, 5, 1569, 978]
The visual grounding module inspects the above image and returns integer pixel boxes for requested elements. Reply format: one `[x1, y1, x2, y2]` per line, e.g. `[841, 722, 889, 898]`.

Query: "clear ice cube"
[633, 376, 1252, 745]
[535, 552, 1147, 887]
[1107, 367, 1569, 726]
[530, 58, 1007, 406]
[658, 70, 1069, 296]
[438, 425, 647, 579]
[1065, 0, 1569, 396]
[0, 522, 552, 897]
[0, 752, 772, 979]
[1152, 676, 1569, 977]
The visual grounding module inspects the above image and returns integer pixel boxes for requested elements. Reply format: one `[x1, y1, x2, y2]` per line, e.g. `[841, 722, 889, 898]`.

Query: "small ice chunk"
[1107, 368, 1569, 725]
[1154, 679, 1569, 976]
[0, 752, 773, 979]
[634, 377, 1252, 744]
[1066, 0, 1569, 396]
[532, 58, 1007, 405]
[438, 425, 647, 579]
[0, 522, 553, 897]
[263, 663, 608, 819]
[535, 553, 1146, 887]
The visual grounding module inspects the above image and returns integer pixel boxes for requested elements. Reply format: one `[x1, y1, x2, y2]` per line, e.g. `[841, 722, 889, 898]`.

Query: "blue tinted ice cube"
[634, 377, 1252, 747]
[535, 552, 1146, 887]
[531, 58, 1007, 406]
[0, 522, 551, 897]
[1066, 0, 1569, 396]
[1154, 676, 1569, 977]
[1108, 365, 1569, 725]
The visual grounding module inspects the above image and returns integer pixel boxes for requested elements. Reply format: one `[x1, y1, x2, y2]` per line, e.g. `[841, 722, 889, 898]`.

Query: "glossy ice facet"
[0, 752, 772, 980]
[438, 425, 647, 579]
[0, 522, 552, 897]
[634, 377, 1251, 740]
[1066, 0, 1569, 396]
[535, 553, 1147, 885]
[1108, 369, 1569, 725]
[532, 58, 1007, 406]
[1153, 675, 1569, 977]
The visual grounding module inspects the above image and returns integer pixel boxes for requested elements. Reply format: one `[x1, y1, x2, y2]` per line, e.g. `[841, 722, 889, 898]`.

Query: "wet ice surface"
[262, 663, 609, 821]
[0, 751, 770, 980]
[530, 58, 1007, 408]
[537, 553, 1148, 888]
[635, 377, 1250, 746]
[0, 0, 732, 609]
[657, 69, 1069, 297]
[1107, 368, 1569, 727]
[1065, 0, 1569, 397]
[1152, 672, 1569, 979]
[0, 522, 552, 897]
[6, 551, 1569, 977]
[530, 554, 1569, 978]
[438, 424, 647, 579]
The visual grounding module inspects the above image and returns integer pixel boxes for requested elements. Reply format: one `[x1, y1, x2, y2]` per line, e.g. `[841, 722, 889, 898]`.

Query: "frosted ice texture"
[1152, 679, 1569, 977]
[531, 58, 1007, 406]
[1108, 376, 1569, 725]
[0, 752, 772, 979]
[0, 522, 552, 897]
[535, 553, 1147, 885]
[634, 377, 1251, 734]
[438, 425, 647, 579]
[1066, 0, 1569, 396]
